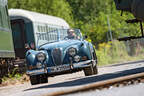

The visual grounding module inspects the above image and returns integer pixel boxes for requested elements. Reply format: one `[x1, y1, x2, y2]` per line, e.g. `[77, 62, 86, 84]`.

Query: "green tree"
[8, 0, 141, 44]
[8, 0, 74, 26]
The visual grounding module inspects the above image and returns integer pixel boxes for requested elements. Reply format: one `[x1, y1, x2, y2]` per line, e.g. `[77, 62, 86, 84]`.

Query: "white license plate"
[27, 69, 45, 74]
[50, 65, 70, 72]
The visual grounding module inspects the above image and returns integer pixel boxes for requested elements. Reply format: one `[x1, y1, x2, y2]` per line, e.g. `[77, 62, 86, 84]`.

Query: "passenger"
[65, 29, 77, 39]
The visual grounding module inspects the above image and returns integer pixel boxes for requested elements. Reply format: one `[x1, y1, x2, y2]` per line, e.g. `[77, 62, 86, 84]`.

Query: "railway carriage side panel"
[0, 0, 15, 58]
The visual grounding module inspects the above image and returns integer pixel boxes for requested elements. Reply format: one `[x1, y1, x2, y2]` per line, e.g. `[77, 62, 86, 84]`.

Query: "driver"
[66, 29, 77, 39]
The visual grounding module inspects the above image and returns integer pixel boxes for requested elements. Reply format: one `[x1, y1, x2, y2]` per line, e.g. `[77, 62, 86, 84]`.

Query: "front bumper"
[26, 68, 47, 75]
[27, 60, 94, 75]
[47, 60, 93, 73]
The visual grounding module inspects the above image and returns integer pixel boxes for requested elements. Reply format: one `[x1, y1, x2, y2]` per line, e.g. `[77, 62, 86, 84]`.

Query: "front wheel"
[30, 74, 48, 85]
[93, 65, 98, 74]
[83, 64, 98, 76]
[83, 65, 93, 76]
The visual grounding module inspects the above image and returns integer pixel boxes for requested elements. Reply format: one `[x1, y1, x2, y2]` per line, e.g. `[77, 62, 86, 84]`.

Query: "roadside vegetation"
[1, 71, 28, 86]
[97, 40, 144, 66]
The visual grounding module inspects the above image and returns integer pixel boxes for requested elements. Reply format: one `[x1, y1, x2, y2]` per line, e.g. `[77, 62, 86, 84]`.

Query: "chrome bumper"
[73, 60, 93, 68]
[27, 60, 95, 75]
[47, 60, 93, 73]
[26, 68, 46, 75]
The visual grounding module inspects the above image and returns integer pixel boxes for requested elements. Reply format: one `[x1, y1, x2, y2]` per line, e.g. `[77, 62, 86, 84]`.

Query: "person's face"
[68, 31, 74, 36]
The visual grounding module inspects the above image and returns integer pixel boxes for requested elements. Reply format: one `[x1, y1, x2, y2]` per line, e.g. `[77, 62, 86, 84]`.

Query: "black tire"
[30, 75, 39, 85]
[40, 74, 48, 84]
[93, 65, 98, 74]
[92, 50, 98, 74]
[30, 74, 48, 85]
[83, 65, 94, 76]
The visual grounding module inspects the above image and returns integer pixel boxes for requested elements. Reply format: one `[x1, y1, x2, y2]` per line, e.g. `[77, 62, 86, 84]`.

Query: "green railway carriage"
[8, 9, 70, 59]
[0, 0, 15, 58]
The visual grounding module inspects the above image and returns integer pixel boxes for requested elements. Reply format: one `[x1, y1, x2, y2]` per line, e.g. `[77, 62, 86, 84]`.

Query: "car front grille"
[52, 48, 62, 65]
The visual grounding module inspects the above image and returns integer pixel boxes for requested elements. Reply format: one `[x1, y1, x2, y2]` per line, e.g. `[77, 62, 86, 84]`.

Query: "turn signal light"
[28, 65, 36, 70]
[81, 56, 87, 61]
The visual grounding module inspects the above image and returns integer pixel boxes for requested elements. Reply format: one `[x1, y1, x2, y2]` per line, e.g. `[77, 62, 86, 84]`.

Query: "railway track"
[43, 72, 144, 96]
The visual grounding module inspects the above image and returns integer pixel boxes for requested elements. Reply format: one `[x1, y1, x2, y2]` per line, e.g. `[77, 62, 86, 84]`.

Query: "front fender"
[26, 50, 48, 66]
[80, 41, 94, 60]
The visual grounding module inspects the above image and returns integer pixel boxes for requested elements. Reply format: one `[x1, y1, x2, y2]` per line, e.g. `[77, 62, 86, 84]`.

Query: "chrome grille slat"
[52, 48, 62, 65]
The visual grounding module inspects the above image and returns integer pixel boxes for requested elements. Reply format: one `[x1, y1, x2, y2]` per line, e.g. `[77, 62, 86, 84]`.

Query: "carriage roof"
[8, 9, 69, 28]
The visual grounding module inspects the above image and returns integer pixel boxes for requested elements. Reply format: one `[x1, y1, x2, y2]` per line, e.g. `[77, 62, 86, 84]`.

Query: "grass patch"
[1, 68, 29, 86]
[1, 73, 29, 86]
[96, 40, 144, 66]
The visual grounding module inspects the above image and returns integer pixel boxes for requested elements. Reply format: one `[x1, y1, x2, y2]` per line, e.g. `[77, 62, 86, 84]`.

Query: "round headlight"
[37, 52, 46, 62]
[68, 47, 76, 56]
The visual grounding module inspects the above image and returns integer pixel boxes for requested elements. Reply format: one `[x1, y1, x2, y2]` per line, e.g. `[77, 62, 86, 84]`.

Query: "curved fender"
[26, 50, 49, 66]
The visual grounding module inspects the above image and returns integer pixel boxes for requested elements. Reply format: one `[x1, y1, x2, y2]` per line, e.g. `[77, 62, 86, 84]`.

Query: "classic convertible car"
[26, 29, 98, 85]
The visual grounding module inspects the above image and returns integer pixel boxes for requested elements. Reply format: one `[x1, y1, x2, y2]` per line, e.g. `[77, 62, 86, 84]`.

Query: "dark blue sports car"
[26, 29, 98, 85]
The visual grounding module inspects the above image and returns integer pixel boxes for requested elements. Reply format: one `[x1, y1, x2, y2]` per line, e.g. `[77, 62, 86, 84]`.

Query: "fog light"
[74, 55, 80, 62]
[28, 65, 36, 70]
[36, 62, 42, 68]
[28, 65, 33, 70]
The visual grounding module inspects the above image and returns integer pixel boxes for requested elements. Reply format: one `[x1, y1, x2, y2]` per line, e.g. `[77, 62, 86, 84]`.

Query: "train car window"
[40, 26, 43, 32]
[0, 5, 9, 30]
[42, 26, 44, 32]
[0, 6, 5, 28]
[43, 26, 45, 32]
[45, 26, 46, 32]
[5, 6, 8, 16]
[41, 26, 43, 32]
[46, 25, 48, 32]
[5, 6, 10, 29]
[2, 7, 5, 27]
[0, 7, 3, 27]
[3, 6, 9, 29]
[38, 26, 40, 32]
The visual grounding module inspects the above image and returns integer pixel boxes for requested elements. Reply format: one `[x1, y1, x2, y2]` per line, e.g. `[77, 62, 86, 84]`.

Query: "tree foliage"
[8, 0, 141, 45]
[8, 0, 74, 26]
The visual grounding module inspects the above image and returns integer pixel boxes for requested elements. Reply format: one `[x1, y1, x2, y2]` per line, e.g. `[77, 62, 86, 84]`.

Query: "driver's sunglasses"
[68, 31, 74, 34]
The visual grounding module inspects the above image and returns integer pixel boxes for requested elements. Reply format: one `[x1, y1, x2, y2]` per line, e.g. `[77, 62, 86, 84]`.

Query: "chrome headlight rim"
[74, 55, 80, 62]
[36, 62, 43, 69]
[36, 52, 46, 62]
[68, 47, 77, 56]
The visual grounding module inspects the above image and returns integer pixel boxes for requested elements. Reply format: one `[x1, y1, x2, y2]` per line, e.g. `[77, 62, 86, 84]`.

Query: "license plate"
[27, 69, 45, 74]
[50, 65, 70, 72]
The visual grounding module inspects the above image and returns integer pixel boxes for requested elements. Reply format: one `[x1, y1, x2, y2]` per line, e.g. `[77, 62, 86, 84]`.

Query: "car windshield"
[37, 29, 83, 46]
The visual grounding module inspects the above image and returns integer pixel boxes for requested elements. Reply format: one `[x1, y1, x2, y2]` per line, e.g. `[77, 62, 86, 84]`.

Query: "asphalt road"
[1, 60, 144, 96]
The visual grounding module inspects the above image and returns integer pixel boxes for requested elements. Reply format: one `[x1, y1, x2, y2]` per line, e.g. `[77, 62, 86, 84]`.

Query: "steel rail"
[43, 72, 144, 96]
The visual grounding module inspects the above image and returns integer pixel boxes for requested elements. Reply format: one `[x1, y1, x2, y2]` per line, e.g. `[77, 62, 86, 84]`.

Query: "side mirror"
[25, 43, 35, 50]
[25, 43, 31, 50]
[83, 35, 88, 39]
[30, 42, 35, 49]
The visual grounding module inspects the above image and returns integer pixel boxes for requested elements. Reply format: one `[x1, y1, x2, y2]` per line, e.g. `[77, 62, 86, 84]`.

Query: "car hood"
[39, 40, 83, 51]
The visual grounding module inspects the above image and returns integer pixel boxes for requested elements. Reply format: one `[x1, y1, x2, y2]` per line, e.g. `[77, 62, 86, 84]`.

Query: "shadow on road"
[24, 66, 144, 91]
